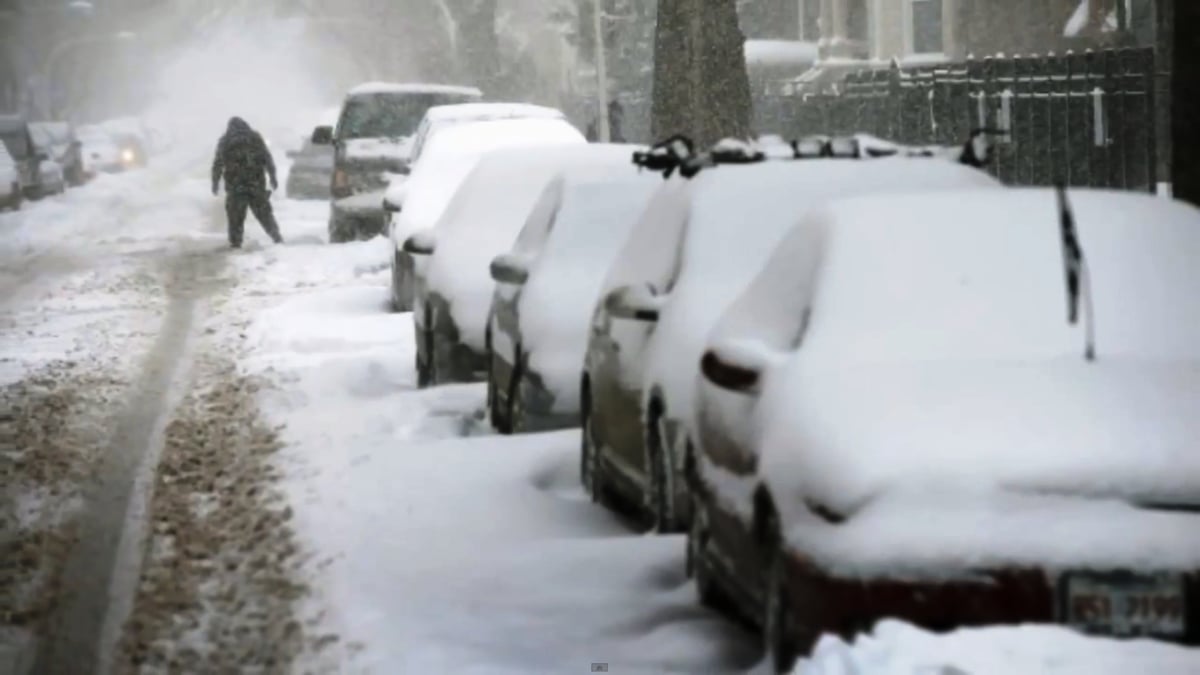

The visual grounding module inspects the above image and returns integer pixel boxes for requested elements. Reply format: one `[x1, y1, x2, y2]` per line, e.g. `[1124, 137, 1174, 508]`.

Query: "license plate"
[1063, 572, 1186, 638]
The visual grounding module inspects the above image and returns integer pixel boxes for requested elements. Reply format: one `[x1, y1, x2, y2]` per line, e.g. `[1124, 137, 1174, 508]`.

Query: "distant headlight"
[120, 148, 136, 164]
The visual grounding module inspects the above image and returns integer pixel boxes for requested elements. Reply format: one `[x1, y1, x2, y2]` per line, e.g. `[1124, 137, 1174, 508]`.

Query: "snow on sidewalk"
[227, 202, 758, 673]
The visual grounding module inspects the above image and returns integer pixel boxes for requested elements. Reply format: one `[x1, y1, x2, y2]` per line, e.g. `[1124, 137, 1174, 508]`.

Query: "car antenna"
[1054, 182, 1096, 362]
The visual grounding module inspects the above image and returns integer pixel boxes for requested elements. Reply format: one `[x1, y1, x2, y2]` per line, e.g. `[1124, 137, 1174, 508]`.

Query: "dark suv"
[312, 82, 482, 243]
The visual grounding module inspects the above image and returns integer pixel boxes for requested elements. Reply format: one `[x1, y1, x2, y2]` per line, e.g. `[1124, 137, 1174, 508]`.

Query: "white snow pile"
[738, 189, 1200, 576]
[388, 116, 586, 249]
[512, 164, 662, 410]
[424, 143, 638, 353]
[634, 158, 1000, 426]
[745, 39, 819, 68]
[228, 196, 757, 670]
[793, 620, 1200, 675]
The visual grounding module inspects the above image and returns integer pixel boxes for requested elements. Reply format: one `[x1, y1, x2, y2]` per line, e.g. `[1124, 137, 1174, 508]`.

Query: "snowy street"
[0, 155, 760, 674]
[3, 3, 1200, 673]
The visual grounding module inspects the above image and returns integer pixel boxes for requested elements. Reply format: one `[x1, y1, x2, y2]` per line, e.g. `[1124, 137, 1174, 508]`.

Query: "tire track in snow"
[33, 246, 226, 675]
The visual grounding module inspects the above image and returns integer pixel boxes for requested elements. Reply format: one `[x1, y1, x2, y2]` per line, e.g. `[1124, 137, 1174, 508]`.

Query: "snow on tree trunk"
[651, 0, 752, 147]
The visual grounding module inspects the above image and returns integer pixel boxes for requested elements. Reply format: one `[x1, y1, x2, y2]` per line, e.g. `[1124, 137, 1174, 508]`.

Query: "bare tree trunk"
[1173, 0, 1199, 204]
[651, 0, 752, 147]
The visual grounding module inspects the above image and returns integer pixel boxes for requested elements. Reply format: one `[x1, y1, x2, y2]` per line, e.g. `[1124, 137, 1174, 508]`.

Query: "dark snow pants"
[226, 191, 283, 247]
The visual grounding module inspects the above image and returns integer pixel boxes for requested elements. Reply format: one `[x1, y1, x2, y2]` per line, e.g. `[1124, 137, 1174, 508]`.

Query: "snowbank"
[794, 620, 1200, 675]
[231, 228, 756, 670]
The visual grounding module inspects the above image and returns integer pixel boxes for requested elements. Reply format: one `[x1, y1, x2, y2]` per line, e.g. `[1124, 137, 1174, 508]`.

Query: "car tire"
[390, 251, 403, 313]
[416, 318, 433, 389]
[581, 387, 601, 503]
[487, 346, 510, 434]
[765, 547, 801, 674]
[687, 493, 722, 609]
[646, 407, 679, 534]
[506, 348, 525, 434]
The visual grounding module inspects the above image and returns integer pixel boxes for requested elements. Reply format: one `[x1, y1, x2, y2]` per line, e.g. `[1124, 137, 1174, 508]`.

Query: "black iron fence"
[756, 48, 1160, 192]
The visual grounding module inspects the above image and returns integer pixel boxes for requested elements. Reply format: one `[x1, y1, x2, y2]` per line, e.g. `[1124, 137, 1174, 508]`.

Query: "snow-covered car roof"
[737, 188, 1200, 574]
[390, 116, 586, 248]
[347, 82, 483, 98]
[421, 102, 564, 124]
[612, 157, 1000, 423]
[425, 143, 638, 352]
[408, 103, 570, 167]
[512, 158, 661, 407]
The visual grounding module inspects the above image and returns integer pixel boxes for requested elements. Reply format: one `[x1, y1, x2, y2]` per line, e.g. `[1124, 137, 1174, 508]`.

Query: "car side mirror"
[403, 231, 437, 256]
[311, 125, 334, 145]
[490, 253, 529, 285]
[700, 339, 778, 394]
[604, 283, 662, 322]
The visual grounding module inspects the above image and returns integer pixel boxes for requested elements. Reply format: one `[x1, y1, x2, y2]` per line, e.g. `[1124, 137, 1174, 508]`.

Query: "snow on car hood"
[786, 486, 1200, 579]
[344, 137, 414, 163]
[758, 360, 1200, 575]
[762, 360, 1200, 514]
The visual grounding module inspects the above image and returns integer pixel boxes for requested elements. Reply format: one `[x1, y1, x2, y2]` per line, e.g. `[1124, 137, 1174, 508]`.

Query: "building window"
[911, 0, 944, 54]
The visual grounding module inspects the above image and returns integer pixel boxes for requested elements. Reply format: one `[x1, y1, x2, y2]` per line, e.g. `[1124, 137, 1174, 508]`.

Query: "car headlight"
[120, 148, 136, 163]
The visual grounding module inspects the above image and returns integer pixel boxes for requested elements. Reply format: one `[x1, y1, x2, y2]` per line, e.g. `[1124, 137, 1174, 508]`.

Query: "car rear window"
[337, 93, 478, 141]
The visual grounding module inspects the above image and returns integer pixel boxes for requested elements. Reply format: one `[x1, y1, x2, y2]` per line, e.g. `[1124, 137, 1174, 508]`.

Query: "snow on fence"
[756, 47, 1159, 193]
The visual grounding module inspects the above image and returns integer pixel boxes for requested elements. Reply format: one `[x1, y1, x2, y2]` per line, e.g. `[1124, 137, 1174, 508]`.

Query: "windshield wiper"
[1054, 183, 1096, 362]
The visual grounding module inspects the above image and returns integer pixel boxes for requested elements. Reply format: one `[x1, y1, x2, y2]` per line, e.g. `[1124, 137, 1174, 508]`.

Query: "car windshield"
[337, 93, 475, 140]
[1, 131, 30, 158]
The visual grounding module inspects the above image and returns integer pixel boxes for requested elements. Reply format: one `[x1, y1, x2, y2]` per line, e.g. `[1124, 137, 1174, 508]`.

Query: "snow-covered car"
[36, 157, 66, 197]
[0, 143, 21, 210]
[486, 147, 658, 434]
[387, 116, 586, 311]
[30, 121, 85, 186]
[314, 82, 483, 243]
[406, 144, 635, 386]
[691, 188, 1200, 672]
[101, 116, 152, 168]
[0, 115, 48, 198]
[582, 138, 1002, 534]
[76, 124, 124, 175]
[407, 102, 567, 168]
[285, 136, 334, 200]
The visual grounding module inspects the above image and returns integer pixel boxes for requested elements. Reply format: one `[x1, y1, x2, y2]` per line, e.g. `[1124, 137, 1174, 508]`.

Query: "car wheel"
[687, 493, 721, 609]
[581, 388, 601, 502]
[506, 348, 525, 432]
[415, 319, 432, 389]
[390, 252, 402, 313]
[765, 547, 801, 674]
[487, 346, 509, 433]
[646, 407, 678, 534]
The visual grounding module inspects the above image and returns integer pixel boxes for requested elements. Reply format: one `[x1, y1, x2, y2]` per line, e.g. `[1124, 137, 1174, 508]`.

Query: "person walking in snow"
[212, 116, 283, 248]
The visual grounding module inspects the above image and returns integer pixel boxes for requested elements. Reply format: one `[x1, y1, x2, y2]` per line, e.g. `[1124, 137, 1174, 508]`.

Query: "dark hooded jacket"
[212, 117, 276, 195]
